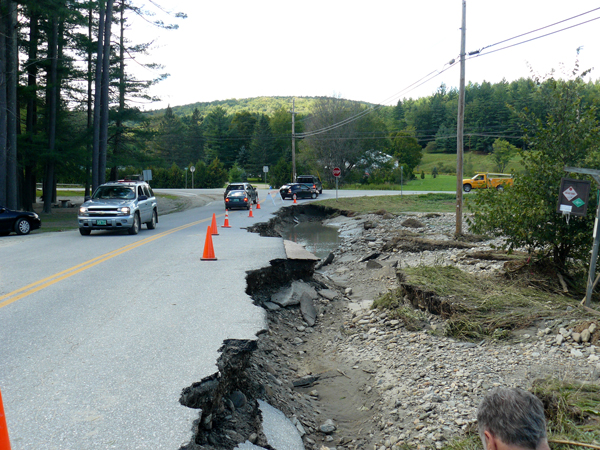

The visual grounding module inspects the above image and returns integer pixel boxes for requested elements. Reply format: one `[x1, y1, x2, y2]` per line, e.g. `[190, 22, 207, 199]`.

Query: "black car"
[279, 183, 318, 200]
[225, 190, 252, 210]
[0, 205, 41, 236]
[296, 175, 323, 194]
[223, 183, 258, 204]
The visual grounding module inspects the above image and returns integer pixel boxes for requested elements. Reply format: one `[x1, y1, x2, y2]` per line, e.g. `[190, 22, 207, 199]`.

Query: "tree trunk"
[0, 0, 8, 206]
[110, 1, 125, 182]
[92, 0, 106, 191]
[5, 0, 18, 209]
[23, 7, 40, 212]
[43, 13, 59, 213]
[98, 0, 115, 186]
[85, 4, 93, 197]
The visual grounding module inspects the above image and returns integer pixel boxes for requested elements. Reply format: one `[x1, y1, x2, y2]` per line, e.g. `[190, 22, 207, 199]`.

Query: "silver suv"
[78, 180, 158, 236]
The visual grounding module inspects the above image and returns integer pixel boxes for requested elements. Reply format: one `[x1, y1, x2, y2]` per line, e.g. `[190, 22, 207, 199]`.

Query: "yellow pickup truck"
[462, 173, 514, 192]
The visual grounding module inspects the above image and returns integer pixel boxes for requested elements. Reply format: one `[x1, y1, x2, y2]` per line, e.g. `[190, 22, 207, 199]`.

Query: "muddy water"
[280, 221, 340, 259]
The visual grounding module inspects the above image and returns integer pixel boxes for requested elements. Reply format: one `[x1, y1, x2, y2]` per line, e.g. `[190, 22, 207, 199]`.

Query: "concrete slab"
[283, 240, 319, 261]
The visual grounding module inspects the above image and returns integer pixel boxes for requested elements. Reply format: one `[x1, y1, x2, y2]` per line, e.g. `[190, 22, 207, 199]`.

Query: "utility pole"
[456, 0, 466, 236]
[290, 98, 297, 182]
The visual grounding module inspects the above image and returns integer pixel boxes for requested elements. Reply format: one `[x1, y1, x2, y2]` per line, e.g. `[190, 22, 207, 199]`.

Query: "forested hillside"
[148, 97, 321, 118]
[2, 0, 600, 210]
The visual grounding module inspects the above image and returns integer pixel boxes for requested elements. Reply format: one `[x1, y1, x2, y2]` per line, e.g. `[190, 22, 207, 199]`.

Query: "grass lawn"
[315, 193, 457, 214]
[417, 150, 524, 175]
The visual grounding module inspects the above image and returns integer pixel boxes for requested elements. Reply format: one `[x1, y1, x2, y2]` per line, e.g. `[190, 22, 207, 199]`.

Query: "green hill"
[147, 96, 379, 117]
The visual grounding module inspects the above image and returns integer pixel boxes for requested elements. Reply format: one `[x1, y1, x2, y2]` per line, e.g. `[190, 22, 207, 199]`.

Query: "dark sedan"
[223, 182, 258, 204]
[0, 205, 41, 235]
[279, 183, 318, 200]
[225, 190, 252, 210]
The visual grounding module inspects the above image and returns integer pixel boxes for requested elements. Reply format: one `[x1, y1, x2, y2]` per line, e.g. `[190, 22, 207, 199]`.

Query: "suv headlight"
[79, 206, 88, 215]
[119, 207, 130, 215]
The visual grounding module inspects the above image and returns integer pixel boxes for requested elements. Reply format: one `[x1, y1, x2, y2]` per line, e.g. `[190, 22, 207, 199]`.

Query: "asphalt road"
[0, 187, 424, 449]
[0, 189, 290, 449]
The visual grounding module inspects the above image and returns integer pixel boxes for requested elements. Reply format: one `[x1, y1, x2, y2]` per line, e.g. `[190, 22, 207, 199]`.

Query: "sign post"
[190, 165, 195, 189]
[564, 167, 600, 307]
[333, 167, 341, 200]
[401, 165, 403, 197]
[263, 166, 269, 186]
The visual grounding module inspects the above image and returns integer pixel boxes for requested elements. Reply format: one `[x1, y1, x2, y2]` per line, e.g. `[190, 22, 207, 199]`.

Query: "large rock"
[318, 289, 338, 301]
[300, 292, 318, 326]
[271, 280, 318, 307]
[581, 329, 591, 343]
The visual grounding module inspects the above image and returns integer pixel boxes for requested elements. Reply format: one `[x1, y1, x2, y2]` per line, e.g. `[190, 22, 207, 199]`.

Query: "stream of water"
[280, 221, 341, 259]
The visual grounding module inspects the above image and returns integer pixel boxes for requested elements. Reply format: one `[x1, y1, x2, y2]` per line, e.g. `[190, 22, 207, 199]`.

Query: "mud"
[180, 205, 383, 450]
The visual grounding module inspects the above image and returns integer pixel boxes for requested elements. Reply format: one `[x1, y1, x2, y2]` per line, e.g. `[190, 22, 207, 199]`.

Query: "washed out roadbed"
[226, 206, 600, 450]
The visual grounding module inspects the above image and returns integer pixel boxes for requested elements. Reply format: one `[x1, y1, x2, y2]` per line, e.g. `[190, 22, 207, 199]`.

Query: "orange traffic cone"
[222, 210, 231, 228]
[210, 213, 219, 235]
[201, 226, 217, 260]
[256, 200, 261, 210]
[248, 204, 254, 218]
[0, 388, 11, 450]
[293, 194, 297, 204]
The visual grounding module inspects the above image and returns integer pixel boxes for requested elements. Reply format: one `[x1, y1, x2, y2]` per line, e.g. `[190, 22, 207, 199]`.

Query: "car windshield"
[227, 191, 246, 198]
[228, 185, 245, 190]
[93, 186, 136, 200]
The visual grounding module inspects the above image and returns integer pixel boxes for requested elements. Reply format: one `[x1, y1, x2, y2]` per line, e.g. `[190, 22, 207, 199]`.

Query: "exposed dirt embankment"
[179, 205, 600, 450]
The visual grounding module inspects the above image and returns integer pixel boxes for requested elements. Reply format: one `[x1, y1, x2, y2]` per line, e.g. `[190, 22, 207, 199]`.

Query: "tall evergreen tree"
[249, 114, 274, 174]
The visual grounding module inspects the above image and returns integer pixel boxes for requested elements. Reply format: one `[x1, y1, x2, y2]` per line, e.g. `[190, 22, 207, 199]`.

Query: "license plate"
[96, 219, 107, 226]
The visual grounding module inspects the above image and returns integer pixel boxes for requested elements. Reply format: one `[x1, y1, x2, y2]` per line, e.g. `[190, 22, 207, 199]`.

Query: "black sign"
[557, 178, 591, 217]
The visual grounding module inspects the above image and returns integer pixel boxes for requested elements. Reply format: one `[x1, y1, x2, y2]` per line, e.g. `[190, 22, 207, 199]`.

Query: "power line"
[297, 8, 599, 141]
[471, 7, 600, 55]
[296, 62, 459, 139]
[468, 16, 600, 60]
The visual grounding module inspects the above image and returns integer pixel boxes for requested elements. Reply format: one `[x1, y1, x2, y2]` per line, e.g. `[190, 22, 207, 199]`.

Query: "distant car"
[77, 180, 158, 236]
[0, 205, 41, 236]
[296, 175, 323, 194]
[223, 182, 258, 204]
[280, 183, 318, 200]
[225, 190, 253, 210]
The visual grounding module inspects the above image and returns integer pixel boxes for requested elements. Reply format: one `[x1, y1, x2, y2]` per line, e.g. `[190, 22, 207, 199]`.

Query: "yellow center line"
[0, 215, 219, 310]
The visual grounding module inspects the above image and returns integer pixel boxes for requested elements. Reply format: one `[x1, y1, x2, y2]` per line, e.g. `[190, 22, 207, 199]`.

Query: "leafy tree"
[467, 73, 600, 271]
[387, 130, 423, 180]
[304, 97, 388, 185]
[490, 138, 517, 173]
[205, 157, 228, 188]
[228, 163, 246, 182]
[269, 157, 295, 188]
[432, 166, 438, 178]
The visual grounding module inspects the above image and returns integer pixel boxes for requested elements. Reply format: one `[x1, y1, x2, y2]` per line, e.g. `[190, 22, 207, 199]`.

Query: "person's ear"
[484, 430, 498, 450]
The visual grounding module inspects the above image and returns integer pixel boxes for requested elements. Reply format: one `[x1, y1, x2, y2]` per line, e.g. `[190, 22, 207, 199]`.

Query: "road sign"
[190, 166, 195, 173]
[263, 166, 269, 173]
[333, 167, 341, 177]
[557, 178, 591, 217]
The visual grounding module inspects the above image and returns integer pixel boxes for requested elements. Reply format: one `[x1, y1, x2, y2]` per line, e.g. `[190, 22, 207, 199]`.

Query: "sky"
[127, 0, 600, 111]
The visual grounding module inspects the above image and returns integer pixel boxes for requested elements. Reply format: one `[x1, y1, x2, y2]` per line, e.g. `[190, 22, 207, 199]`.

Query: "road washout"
[178, 204, 600, 450]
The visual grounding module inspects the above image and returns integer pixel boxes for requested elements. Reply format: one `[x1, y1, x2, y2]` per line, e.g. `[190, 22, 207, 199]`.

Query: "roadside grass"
[314, 193, 457, 214]
[343, 175, 457, 191]
[417, 150, 524, 175]
[375, 265, 587, 342]
[374, 266, 600, 449]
